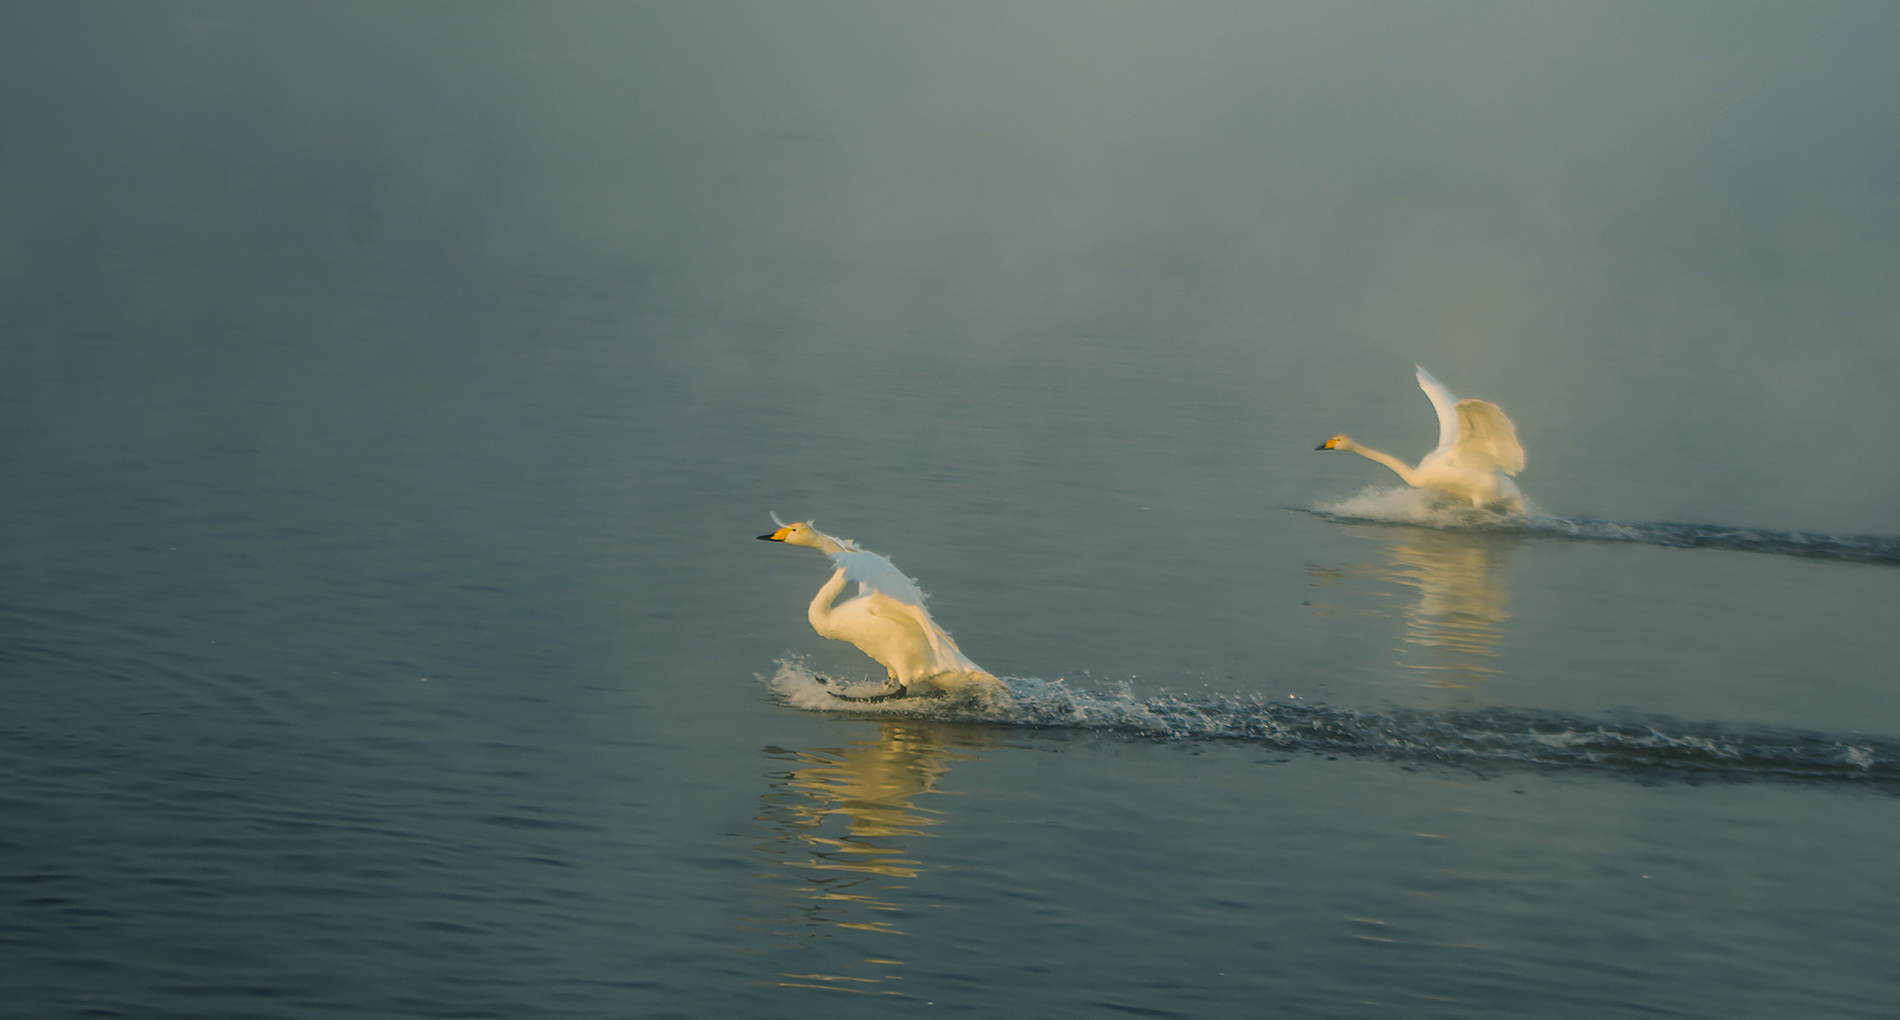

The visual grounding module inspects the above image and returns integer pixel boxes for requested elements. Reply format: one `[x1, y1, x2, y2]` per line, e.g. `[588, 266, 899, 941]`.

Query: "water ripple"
[1301, 489, 1900, 566]
[770, 662, 1900, 788]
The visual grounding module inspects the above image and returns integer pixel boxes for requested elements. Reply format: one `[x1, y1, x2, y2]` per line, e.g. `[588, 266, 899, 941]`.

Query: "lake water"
[4, 4, 1899, 1018]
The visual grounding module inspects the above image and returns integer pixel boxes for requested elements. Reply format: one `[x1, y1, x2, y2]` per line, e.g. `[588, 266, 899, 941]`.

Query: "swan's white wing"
[1416, 366, 1460, 457]
[826, 541, 988, 675]
[827, 548, 930, 608]
[1450, 399, 1526, 475]
[863, 592, 984, 674]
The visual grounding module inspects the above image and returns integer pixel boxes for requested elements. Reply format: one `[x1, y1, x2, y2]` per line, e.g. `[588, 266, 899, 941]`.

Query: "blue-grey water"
[5, 4, 1900, 1018]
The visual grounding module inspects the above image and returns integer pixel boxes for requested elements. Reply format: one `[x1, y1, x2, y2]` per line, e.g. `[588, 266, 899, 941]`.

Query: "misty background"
[4, 1, 1897, 534]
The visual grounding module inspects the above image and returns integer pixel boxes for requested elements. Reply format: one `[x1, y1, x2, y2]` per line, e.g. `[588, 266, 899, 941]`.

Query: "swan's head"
[757, 514, 854, 554]
[1316, 434, 1354, 452]
[757, 519, 821, 546]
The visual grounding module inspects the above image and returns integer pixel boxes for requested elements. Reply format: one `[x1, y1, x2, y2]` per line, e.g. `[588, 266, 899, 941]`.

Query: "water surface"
[4, 4, 1899, 1018]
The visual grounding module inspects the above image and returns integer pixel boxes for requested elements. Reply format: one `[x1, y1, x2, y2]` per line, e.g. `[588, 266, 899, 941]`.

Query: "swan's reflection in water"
[752, 720, 994, 994]
[1311, 527, 1519, 691]
[1387, 529, 1517, 688]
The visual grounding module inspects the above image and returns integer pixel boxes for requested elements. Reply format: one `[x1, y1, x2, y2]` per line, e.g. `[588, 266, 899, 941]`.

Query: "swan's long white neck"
[811, 534, 847, 555]
[807, 567, 850, 636]
[1341, 440, 1421, 487]
[786, 529, 849, 555]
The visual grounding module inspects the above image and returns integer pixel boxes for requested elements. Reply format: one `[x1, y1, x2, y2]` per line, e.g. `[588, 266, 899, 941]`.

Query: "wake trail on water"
[767, 660, 1900, 788]
[1306, 486, 1900, 566]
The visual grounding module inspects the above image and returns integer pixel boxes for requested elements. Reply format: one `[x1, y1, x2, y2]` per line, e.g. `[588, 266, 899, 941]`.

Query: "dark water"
[1305, 506, 1900, 567]
[5, 4, 1900, 1018]
[780, 669, 1900, 786]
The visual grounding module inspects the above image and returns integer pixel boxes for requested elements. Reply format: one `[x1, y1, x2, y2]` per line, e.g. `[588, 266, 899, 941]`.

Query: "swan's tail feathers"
[1453, 399, 1526, 474]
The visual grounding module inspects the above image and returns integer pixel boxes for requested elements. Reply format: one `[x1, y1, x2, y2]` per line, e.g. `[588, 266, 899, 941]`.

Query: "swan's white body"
[1318, 367, 1526, 511]
[758, 517, 1003, 702]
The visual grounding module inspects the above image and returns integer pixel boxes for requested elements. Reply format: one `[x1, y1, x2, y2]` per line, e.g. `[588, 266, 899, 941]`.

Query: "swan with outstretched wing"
[758, 515, 1002, 703]
[1317, 366, 1526, 511]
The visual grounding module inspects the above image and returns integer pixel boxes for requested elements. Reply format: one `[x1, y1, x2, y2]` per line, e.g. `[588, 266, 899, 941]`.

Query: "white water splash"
[762, 658, 1900, 785]
[1319, 485, 1541, 528]
[766, 658, 1228, 730]
[766, 658, 1019, 718]
[1310, 489, 1900, 565]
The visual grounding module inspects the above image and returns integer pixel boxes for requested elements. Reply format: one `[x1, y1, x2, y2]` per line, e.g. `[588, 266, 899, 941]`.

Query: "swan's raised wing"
[1450, 399, 1526, 475]
[828, 547, 930, 608]
[862, 592, 985, 674]
[836, 546, 987, 674]
[828, 541, 988, 675]
[1416, 366, 1461, 457]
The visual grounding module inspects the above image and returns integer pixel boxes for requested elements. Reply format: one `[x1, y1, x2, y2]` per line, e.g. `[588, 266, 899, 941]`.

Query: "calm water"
[4, 4, 1900, 1018]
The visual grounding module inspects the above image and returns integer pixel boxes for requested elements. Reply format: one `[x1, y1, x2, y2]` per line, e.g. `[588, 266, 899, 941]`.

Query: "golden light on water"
[752, 721, 994, 993]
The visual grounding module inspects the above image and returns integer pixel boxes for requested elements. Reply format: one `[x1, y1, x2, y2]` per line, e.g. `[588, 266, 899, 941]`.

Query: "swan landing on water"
[757, 515, 1008, 706]
[1317, 366, 1527, 512]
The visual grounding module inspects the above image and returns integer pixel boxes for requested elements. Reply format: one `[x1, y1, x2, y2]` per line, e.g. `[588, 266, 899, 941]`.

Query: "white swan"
[1317, 366, 1526, 511]
[758, 515, 1005, 703]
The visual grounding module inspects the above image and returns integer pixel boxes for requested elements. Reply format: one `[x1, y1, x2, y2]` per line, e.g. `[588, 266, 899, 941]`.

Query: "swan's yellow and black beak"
[1315, 438, 1337, 451]
[757, 527, 792, 542]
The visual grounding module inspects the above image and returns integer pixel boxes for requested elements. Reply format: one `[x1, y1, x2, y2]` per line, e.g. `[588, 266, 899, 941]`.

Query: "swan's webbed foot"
[813, 676, 911, 703]
[828, 685, 911, 703]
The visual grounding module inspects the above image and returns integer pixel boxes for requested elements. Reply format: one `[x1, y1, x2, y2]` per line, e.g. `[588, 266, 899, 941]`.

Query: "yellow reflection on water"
[1309, 527, 1519, 691]
[1384, 529, 1517, 689]
[750, 720, 994, 992]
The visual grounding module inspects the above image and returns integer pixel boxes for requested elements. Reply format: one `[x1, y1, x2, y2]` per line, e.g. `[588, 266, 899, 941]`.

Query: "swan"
[757, 515, 1005, 703]
[1316, 366, 1526, 511]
